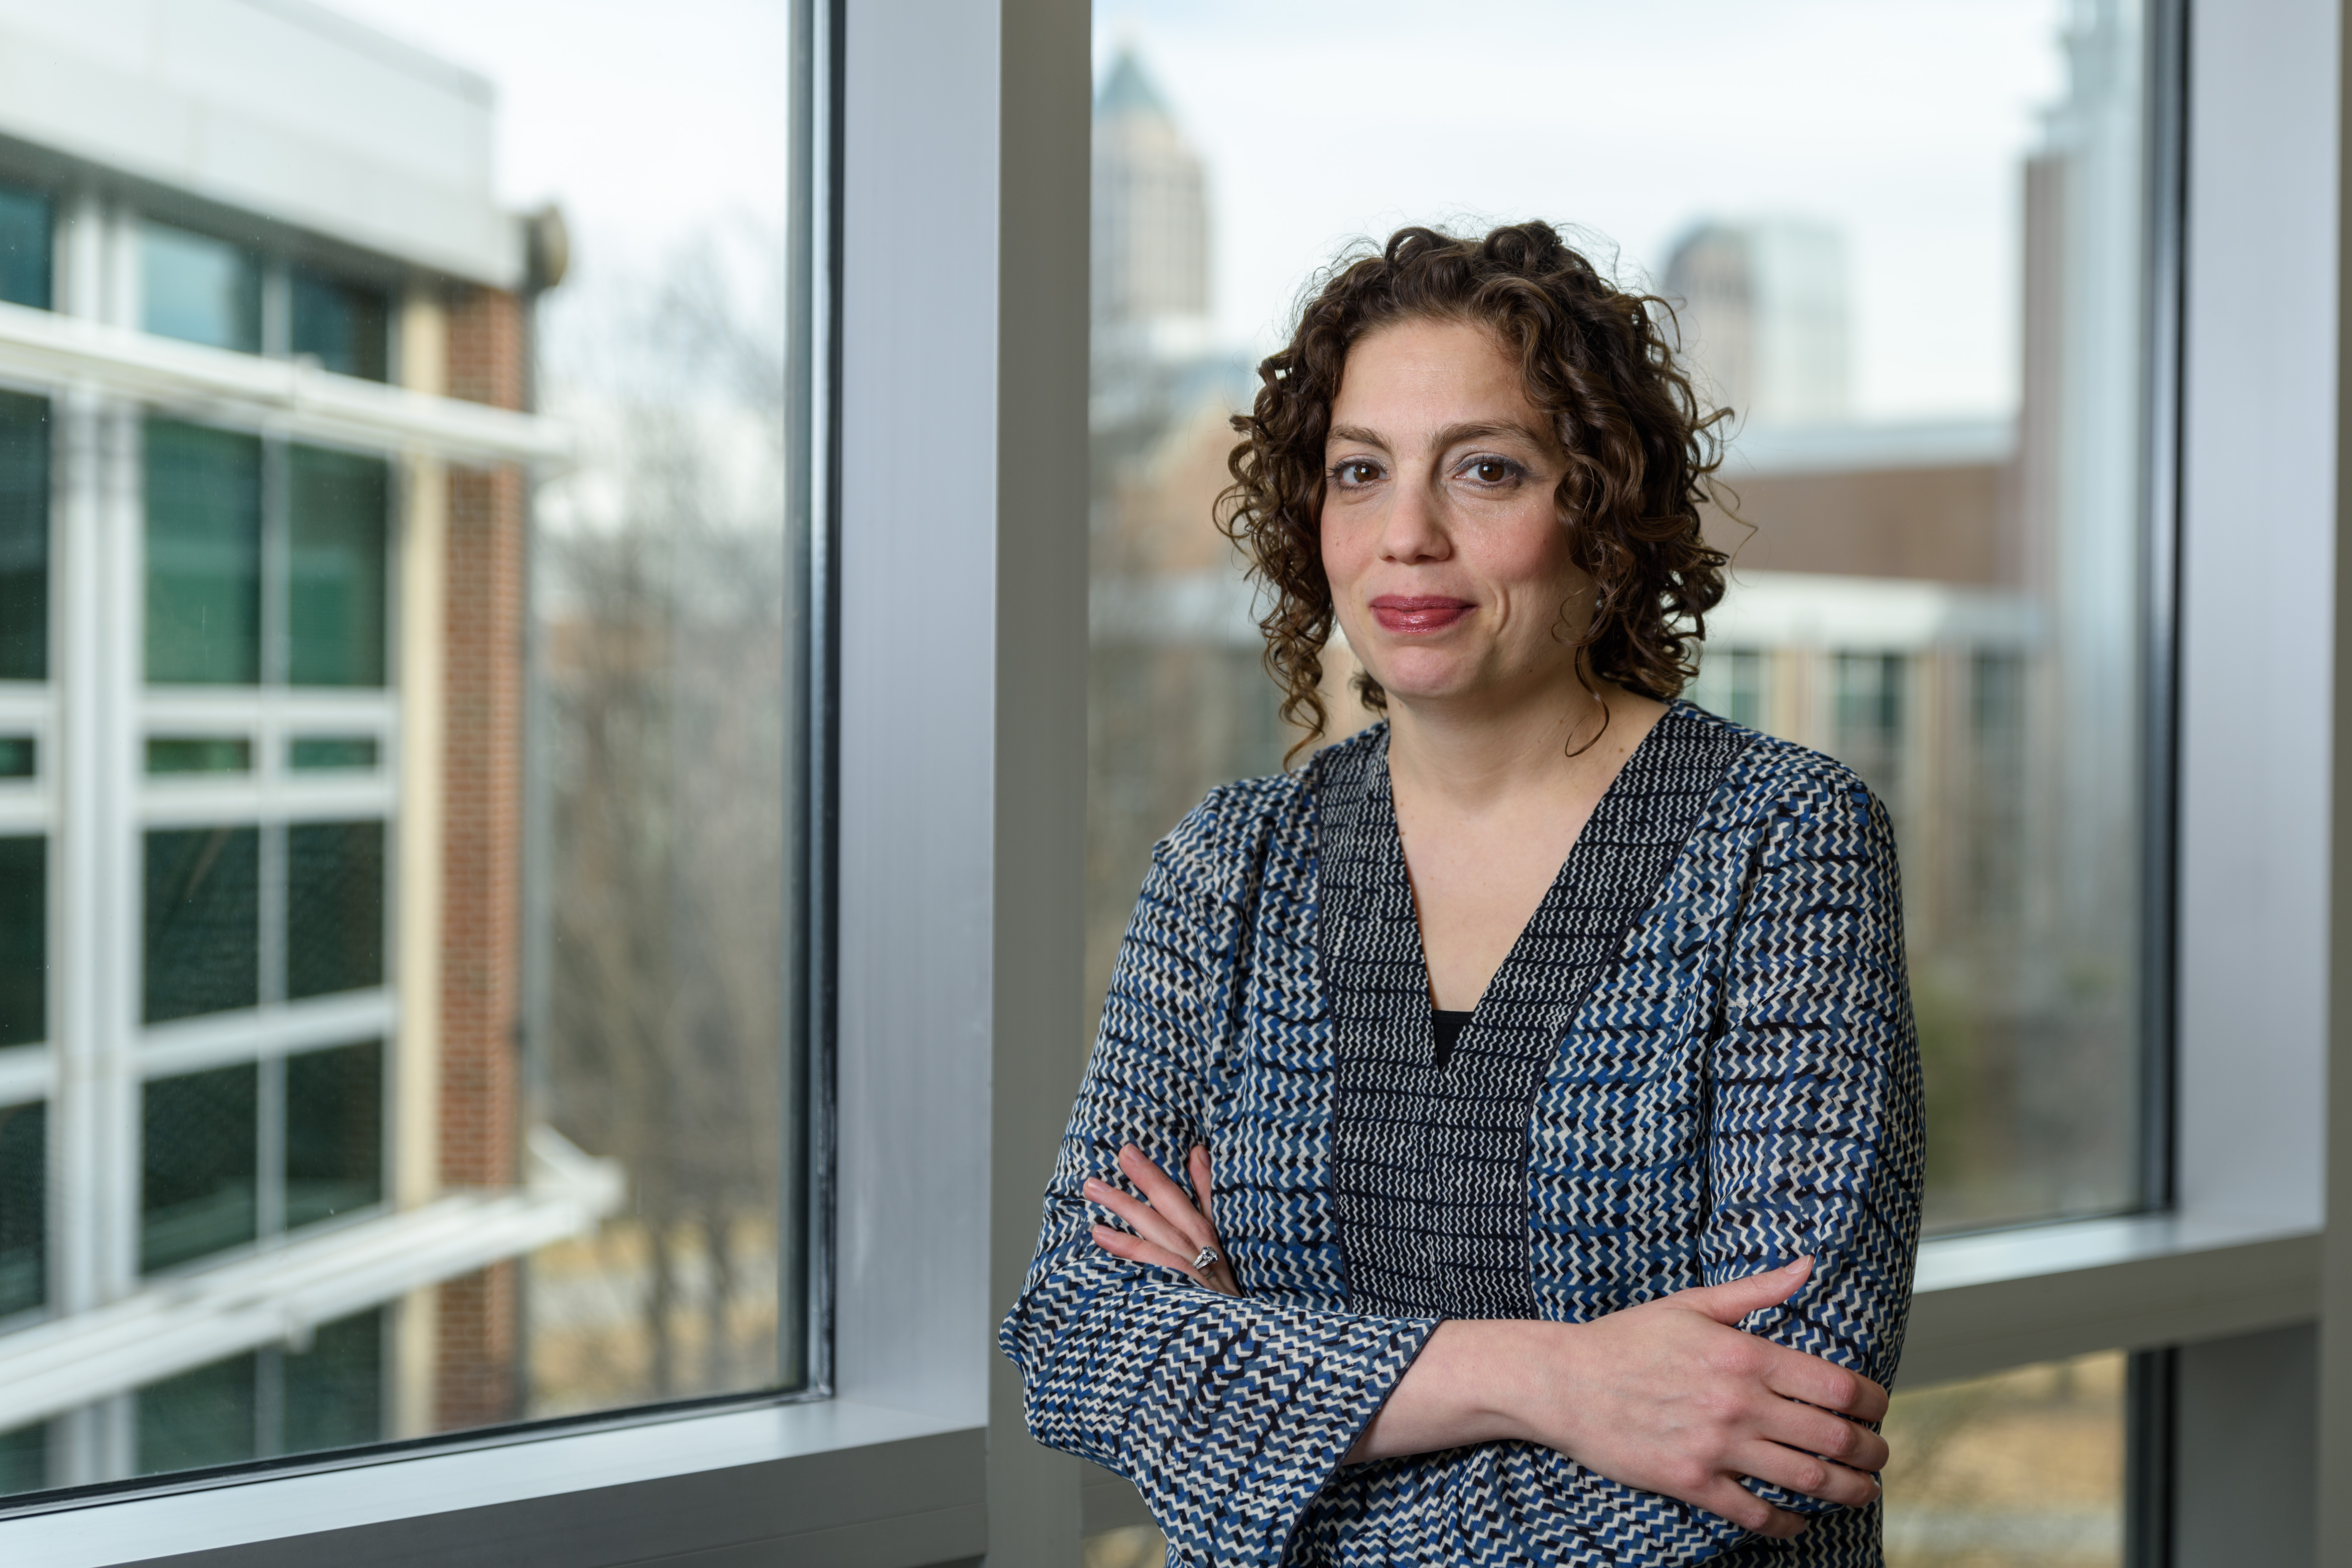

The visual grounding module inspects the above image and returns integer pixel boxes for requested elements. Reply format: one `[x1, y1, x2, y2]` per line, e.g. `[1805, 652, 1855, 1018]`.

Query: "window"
[0, 184, 49, 312]
[290, 268, 390, 382]
[1085, 0, 2156, 1238]
[0, 392, 46, 683]
[141, 224, 263, 354]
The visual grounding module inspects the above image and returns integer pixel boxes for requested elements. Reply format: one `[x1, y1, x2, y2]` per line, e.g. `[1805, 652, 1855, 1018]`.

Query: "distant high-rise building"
[1091, 48, 1210, 355]
[1664, 218, 1851, 427]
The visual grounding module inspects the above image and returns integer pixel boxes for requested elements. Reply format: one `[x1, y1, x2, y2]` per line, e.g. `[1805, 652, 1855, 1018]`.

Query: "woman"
[1001, 223, 1923, 1566]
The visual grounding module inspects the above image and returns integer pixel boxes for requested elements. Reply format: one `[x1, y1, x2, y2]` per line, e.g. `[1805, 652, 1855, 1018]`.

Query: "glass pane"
[1883, 1352, 2125, 1566]
[140, 224, 261, 352]
[0, 1101, 43, 1317]
[281, 1310, 383, 1454]
[0, 738, 28, 779]
[146, 736, 253, 775]
[136, 1351, 256, 1473]
[1086, 0, 2152, 1234]
[285, 821, 385, 1000]
[290, 269, 390, 381]
[145, 420, 262, 686]
[0, 183, 51, 311]
[0, 390, 47, 682]
[287, 445, 389, 687]
[0, 1423, 41, 1496]
[284, 1040, 383, 1230]
[141, 1063, 259, 1274]
[288, 735, 379, 771]
[0, 836, 42, 1047]
[143, 826, 260, 1024]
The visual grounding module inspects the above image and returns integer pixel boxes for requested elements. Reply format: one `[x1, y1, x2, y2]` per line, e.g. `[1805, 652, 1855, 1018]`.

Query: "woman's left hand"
[1085, 1143, 1242, 1295]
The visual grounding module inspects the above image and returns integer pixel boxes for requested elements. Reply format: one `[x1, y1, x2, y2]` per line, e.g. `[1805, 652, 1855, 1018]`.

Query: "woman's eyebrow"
[1326, 423, 1388, 451]
[1430, 419, 1548, 450]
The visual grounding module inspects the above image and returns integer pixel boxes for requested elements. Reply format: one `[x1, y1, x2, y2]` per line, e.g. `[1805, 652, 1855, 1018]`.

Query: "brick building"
[0, 0, 612, 1492]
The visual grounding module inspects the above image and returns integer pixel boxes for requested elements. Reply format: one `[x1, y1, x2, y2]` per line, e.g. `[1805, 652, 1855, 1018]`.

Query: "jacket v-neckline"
[1371, 710, 1671, 1033]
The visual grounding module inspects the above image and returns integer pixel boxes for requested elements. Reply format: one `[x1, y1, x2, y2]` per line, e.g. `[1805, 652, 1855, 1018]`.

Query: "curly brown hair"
[1217, 221, 1731, 756]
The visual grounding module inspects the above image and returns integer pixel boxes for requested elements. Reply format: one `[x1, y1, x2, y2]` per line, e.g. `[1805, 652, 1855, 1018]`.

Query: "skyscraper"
[1664, 218, 1852, 428]
[1091, 47, 1211, 360]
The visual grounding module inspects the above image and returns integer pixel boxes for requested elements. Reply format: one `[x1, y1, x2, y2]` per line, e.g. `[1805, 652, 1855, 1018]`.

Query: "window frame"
[0, 0, 2342, 1561]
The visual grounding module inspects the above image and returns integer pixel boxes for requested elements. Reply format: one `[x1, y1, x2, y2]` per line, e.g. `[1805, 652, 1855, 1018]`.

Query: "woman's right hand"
[1348, 1257, 1889, 1540]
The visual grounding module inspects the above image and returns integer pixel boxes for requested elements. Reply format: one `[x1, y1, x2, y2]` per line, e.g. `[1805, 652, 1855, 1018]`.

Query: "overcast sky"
[323, 0, 2068, 421]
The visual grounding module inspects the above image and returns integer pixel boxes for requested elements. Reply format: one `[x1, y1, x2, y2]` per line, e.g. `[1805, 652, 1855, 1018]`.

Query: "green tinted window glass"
[146, 737, 252, 775]
[0, 836, 42, 1048]
[145, 421, 262, 686]
[0, 738, 30, 778]
[140, 224, 261, 352]
[0, 184, 50, 310]
[281, 1310, 382, 1455]
[288, 446, 388, 687]
[0, 1101, 42, 1318]
[143, 827, 259, 1024]
[286, 822, 384, 1000]
[285, 1041, 382, 1230]
[290, 270, 389, 382]
[0, 391, 47, 683]
[289, 735, 378, 771]
[0, 1422, 43, 1498]
[141, 1063, 257, 1274]
[136, 1351, 255, 1475]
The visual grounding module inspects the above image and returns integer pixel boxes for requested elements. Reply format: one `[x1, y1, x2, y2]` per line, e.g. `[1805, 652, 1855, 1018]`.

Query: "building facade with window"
[0, 0, 604, 1494]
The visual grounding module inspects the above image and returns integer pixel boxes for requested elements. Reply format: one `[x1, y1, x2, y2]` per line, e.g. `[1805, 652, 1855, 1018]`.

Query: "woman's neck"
[1384, 668, 1658, 817]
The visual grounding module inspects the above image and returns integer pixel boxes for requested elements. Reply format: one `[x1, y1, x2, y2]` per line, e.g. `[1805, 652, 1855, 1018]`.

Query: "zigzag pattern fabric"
[1001, 702, 1925, 1566]
[1323, 711, 1755, 1320]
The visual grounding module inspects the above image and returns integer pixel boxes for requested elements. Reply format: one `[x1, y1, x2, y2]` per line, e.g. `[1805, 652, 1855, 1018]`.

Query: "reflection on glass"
[138, 1353, 257, 1474]
[280, 1311, 383, 1454]
[288, 445, 388, 686]
[146, 736, 253, 775]
[0, 1102, 44, 1317]
[1883, 1352, 2124, 1567]
[145, 420, 262, 686]
[0, 184, 48, 310]
[0, 836, 41, 1047]
[0, 1422, 39, 1495]
[0, 738, 28, 779]
[143, 826, 260, 1024]
[284, 1041, 383, 1231]
[133, 1311, 383, 1475]
[141, 1063, 259, 1274]
[0, 391, 47, 682]
[286, 821, 384, 1001]
[1085, 0, 2152, 1235]
[290, 269, 389, 382]
[289, 735, 379, 771]
[141, 224, 261, 352]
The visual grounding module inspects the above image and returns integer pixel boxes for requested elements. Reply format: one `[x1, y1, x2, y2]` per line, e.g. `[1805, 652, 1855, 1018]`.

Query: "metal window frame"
[0, 0, 2345, 1562]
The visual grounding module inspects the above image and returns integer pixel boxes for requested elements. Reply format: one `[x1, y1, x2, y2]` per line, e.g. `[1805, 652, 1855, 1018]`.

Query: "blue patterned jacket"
[1001, 704, 1925, 1566]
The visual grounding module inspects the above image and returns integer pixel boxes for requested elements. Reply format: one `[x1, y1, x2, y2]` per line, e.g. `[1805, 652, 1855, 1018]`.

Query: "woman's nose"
[1378, 478, 1450, 563]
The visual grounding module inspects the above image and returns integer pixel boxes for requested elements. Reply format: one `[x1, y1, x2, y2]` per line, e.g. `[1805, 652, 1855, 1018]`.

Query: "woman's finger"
[1083, 1177, 1197, 1259]
[1118, 1145, 1214, 1252]
[1753, 1399, 1888, 1475]
[1091, 1223, 1227, 1292]
[1760, 1348, 1888, 1424]
[1188, 1145, 1217, 1230]
[1733, 1440, 1879, 1510]
[1687, 1477, 1807, 1540]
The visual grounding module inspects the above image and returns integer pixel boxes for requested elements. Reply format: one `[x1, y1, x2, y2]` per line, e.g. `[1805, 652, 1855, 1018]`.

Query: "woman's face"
[1320, 316, 1590, 712]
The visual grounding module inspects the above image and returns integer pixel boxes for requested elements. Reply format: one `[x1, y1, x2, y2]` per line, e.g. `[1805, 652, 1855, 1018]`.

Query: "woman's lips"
[1369, 596, 1474, 634]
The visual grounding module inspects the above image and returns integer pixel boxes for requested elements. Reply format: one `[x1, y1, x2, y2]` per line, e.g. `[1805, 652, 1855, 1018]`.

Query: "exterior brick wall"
[436, 283, 528, 1429]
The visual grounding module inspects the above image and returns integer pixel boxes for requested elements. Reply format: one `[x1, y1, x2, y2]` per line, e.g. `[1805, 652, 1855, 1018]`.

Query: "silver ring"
[1193, 1245, 1221, 1273]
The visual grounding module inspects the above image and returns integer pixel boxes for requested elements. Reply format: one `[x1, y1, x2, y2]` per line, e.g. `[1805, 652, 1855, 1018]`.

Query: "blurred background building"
[0, 0, 622, 1495]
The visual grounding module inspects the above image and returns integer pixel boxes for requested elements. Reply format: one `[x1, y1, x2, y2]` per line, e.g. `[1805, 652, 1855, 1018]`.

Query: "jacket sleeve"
[1286, 761, 1924, 1565]
[998, 789, 1439, 1566]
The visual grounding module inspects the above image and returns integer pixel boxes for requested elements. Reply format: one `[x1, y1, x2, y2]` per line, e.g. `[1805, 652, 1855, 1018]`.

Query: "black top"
[1429, 1008, 1474, 1071]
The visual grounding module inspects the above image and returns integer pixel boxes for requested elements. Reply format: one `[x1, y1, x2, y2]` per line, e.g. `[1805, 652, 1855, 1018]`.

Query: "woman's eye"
[1333, 459, 1379, 486]
[1467, 458, 1516, 484]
